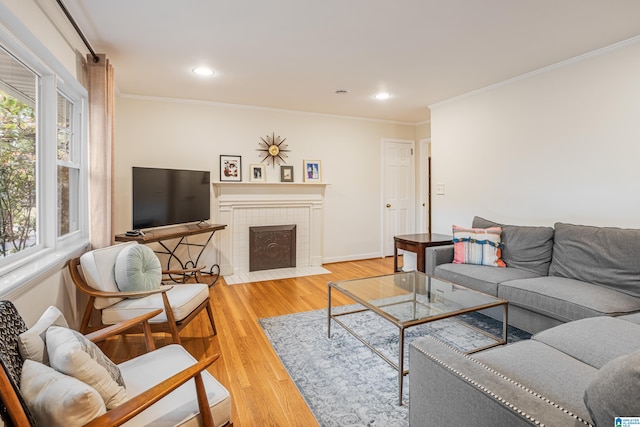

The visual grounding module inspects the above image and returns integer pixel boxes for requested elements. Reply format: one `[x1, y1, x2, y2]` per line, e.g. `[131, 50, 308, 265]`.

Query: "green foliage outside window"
[0, 92, 37, 258]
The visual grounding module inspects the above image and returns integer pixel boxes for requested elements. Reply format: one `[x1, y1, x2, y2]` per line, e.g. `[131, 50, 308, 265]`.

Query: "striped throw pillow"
[452, 225, 506, 267]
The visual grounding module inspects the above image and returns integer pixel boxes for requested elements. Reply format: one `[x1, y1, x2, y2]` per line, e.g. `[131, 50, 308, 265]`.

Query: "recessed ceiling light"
[373, 92, 391, 100]
[192, 67, 214, 76]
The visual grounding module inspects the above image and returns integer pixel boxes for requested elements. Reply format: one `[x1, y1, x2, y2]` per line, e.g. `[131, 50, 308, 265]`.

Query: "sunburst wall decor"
[257, 132, 290, 167]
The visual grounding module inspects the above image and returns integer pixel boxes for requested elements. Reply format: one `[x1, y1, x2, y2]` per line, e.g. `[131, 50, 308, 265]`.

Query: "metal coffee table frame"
[327, 271, 508, 405]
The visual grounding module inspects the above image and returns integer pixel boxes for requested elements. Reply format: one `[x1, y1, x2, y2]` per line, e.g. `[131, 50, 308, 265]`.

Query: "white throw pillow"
[20, 359, 106, 427]
[18, 306, 68, 365]
[114, 243, 162, 293]
[46, 326, 127, 409]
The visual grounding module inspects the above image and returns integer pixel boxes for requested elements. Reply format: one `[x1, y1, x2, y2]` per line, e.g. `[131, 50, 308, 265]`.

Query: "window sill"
[0, 240, 89, 298]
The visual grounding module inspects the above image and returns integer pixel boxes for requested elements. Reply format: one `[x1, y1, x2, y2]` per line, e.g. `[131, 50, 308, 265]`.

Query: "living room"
[2, 1, 640, 426]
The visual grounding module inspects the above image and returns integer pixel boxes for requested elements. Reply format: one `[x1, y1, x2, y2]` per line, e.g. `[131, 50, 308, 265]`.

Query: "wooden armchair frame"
[68, 257, 216, 345]
[0, 307, 232, 427]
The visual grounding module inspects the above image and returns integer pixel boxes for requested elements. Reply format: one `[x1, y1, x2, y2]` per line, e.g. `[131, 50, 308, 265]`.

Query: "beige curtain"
[86, 54, 115, 248]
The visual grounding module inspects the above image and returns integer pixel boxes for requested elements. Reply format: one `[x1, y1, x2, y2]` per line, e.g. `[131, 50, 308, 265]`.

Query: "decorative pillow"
[452, 225, 506, 267]
[472, 216, 554, 276]
[583, 350, 640, 427]
[20, 359, 106, 427]
[18, 306, 68, 365]
[46, 326, 127, 409]
[114, 244, 162, 293]
[80, 243, 133, 309]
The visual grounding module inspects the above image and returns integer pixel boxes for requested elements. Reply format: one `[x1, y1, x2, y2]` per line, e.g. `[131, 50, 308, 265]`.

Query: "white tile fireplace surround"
[212, 182, 327, 276]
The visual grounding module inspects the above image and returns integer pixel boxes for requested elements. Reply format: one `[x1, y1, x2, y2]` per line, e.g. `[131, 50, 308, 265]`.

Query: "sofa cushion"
[473, 339, 596, 423]
[532, 316, 640, 369]
[499, 276, 640, 323]
[46, 326, 127, 409]
[549, 222, 640, 297]
[435, 264, 540, 296]
[473, 217, 554, 276]
[452, 225, 506, 267]
[619, 311, 640, 325]
[20, 359, 106, 427]
[118, 344, 232, 427]
[101, 283, 209, 325]
[80, 242, 137, 309]
[583, 350, 640, 427]
[18, 306, 68, 365]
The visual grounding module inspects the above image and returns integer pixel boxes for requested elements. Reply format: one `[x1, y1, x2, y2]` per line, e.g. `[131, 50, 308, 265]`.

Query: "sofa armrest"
[425, 244, 454, 275]
[409, 337, 591, 427]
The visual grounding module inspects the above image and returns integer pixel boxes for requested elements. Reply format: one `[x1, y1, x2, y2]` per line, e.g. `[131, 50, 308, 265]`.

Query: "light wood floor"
[100, 257, 395, 427]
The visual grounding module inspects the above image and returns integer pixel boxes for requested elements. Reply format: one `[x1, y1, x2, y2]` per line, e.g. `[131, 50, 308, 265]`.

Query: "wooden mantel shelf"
[211, 182, 329, 187]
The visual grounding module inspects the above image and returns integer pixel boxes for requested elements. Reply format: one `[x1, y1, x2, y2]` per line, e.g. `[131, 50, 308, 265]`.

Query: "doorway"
[418, 138, 431, 234]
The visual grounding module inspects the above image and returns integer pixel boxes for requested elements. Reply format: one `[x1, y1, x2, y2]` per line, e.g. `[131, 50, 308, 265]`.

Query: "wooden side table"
[393, 233, 452, 273]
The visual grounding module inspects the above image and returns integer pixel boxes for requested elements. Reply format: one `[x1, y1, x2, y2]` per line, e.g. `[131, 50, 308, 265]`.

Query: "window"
[57, 92, 80, 237]
[0, 47, 38, 260]
[0, 15, 88, 290]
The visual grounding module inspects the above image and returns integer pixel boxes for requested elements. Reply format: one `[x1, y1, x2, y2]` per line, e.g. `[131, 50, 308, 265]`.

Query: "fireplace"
[212, 182, 327, 275]
[249, 225, 296, 271]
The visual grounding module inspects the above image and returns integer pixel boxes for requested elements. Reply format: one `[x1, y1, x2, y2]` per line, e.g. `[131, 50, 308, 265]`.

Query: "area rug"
[259, 306, 531, 427]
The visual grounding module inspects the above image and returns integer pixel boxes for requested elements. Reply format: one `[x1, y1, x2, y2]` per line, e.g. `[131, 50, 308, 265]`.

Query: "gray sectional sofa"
[425, 217, 640, 334]
[410, 218, 640, 426]
[410, 314, 640, 426]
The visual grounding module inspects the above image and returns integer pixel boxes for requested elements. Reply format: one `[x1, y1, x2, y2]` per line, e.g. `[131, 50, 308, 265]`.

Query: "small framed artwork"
[280, 165, 294, 182]
[220, 155, 242, 182]
[250, 164, 266, 182]
[303, 160, 322, 182]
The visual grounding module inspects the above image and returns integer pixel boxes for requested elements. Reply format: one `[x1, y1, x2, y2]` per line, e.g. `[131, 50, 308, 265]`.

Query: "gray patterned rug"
[259, 306, 530, 427]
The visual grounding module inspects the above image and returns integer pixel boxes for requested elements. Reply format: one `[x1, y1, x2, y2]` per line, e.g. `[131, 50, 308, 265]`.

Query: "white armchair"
[0, 301, 232, 427]
[68, 242, 216, 345]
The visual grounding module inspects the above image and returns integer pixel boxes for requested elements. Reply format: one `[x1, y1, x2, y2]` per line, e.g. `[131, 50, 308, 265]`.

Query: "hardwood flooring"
[100, 257, 395, 427]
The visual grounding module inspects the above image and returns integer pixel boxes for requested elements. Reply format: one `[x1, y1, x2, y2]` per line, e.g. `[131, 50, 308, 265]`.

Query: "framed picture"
[280, 165, 294, 182]
[220, 155, 242, 182]
[250, 164, 266, 182]
[303, 160, 322, 182]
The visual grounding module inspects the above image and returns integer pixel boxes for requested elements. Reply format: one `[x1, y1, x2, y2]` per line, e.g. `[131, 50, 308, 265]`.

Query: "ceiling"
[61, 0, 640, 123]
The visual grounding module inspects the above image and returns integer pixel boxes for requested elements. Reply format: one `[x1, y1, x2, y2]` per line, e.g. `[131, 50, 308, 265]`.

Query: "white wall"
[114, 96, 417, 263]
[430, 38, 640, 233]
[5, 269, 81, 327]
[2, 0, 84, 79]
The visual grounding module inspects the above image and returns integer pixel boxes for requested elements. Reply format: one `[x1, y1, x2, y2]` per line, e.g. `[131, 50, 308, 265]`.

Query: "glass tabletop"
[329, 271, 506, 326]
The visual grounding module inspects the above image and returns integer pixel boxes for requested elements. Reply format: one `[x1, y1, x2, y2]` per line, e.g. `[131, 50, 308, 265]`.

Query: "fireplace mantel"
[212, 182, 327, 275]
[212, 182, 328, 199]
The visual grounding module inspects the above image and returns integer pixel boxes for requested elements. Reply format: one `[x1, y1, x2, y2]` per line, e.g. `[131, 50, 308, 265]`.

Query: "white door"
[381, 139, 415, 256]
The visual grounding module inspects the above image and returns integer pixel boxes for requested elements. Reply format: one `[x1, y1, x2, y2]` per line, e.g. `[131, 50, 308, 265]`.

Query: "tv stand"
[115, 223, 227, 283]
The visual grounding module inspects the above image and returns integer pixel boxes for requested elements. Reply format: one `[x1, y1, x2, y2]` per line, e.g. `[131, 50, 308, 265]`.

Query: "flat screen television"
[132, 167, 211, 230]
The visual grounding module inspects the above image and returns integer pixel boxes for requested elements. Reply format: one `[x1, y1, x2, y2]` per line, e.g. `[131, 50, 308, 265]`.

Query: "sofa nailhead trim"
[413, 337, 593, 427]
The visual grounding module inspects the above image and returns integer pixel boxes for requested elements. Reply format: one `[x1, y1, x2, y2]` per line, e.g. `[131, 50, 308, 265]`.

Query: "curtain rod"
[55, 0, 100, 63]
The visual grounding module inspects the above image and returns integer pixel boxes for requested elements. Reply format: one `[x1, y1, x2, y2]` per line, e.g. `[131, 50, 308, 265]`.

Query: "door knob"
[386, 204, 391, 208]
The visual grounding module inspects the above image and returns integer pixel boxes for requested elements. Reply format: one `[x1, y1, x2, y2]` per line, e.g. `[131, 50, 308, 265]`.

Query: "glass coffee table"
[327, 271, 508, 405]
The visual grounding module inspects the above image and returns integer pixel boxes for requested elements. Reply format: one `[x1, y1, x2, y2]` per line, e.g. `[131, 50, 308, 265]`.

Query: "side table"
[393, 233, 452, 273]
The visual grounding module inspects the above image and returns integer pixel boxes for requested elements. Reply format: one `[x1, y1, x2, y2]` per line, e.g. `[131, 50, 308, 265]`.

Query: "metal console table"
[115, 223, 226, 283]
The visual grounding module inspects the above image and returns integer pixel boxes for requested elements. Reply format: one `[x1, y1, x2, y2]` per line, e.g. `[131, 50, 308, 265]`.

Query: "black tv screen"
[132, 167, 211, 230]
